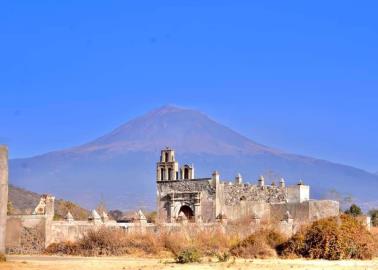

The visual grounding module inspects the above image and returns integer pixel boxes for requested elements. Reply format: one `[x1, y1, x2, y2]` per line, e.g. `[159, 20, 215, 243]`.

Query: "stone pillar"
[134, 210, 147, 233]
[44, 195, 55, 248]
[250, 213, 261, 233]
[194, 203, 201, 223]
[0, 146, 8, 254]
[169, 204, 175, 223]
[279, 211, 294, 237]
[212, 171, 220, 186]
[65, 212, 74, 223]
[257, 175, 265, 187]
[212, 171, 223, 220]
[190, 165, 195, 179]
[89, 209, 102, 225]
[235, 173, 243, 184]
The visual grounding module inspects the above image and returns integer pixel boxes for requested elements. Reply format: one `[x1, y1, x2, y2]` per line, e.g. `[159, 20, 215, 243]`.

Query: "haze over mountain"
[9, 105, 378, 210]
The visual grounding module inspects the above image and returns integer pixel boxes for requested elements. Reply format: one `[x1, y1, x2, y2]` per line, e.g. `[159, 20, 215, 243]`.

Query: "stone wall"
[223, 183, 287, 206]
[0, 146, 8, 253]
[49, 221, 115, 245]
[5, 215, 46, 254]
[270, 200, 340, 225]
[223, 201, 271, 221]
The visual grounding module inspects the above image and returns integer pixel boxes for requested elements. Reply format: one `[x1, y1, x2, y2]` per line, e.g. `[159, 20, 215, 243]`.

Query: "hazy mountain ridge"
[9, 105, 378, 210]
[8, 185, 89, 219]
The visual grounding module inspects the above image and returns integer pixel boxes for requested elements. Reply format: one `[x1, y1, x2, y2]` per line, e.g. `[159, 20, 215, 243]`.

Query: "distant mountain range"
[9, 105, 378, 210]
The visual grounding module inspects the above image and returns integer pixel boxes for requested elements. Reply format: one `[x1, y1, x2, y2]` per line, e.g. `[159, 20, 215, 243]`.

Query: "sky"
[0, 1, 377, 172]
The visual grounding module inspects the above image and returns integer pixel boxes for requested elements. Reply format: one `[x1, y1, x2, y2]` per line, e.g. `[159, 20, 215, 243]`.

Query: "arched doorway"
[178, 205, 194, 221]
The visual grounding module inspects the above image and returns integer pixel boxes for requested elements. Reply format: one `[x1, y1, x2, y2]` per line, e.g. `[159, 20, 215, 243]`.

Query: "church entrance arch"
[178, 205, 194, 221]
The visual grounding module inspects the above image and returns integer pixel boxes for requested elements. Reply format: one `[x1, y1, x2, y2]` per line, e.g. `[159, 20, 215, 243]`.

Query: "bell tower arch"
[156, 147, 179, 181]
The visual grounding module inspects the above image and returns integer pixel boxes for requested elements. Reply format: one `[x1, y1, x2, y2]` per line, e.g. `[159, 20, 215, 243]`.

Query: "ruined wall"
[5, 215, 46, 254]
[0, 146, 8, 253]
[221, 183, 286, 220]
[48, 221, 157, 245]
[270, 200, 340, 225]
[308, 200, 340, 221]
[223, 184, 286, 205]
[49, 221, 113, 245]
[224, 201, 271, 221]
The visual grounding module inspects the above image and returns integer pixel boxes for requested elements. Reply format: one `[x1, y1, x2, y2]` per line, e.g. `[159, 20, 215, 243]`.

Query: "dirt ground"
[2, 255, 378, 270]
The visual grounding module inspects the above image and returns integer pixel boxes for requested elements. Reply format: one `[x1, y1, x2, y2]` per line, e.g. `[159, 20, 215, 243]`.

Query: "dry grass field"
[2, 255, 378, 270]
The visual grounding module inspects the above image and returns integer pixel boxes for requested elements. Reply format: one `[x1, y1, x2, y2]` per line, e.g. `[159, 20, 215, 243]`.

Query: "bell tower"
[156, 147, 179, 181]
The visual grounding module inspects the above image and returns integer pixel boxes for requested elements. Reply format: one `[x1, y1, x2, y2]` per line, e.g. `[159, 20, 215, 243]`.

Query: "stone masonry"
[0, 146, 8, 253]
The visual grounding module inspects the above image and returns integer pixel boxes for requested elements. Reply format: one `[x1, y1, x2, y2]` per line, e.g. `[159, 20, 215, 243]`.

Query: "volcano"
[9, 105, 378, 210]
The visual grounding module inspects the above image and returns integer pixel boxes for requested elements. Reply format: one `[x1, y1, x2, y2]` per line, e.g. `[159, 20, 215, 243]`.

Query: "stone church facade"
[156, 148, 339, 224]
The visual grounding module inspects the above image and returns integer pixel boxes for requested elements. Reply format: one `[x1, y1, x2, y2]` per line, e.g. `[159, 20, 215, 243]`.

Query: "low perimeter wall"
[4, 200, 346, 254]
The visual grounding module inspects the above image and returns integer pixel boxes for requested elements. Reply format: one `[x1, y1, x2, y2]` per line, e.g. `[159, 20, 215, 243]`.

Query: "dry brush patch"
[277, 214, 377, 260]
[45, 216, 378, 261]
[46, 226, 237, 258]
[229, 229, 287, 259]
[0, 252, 6, 262]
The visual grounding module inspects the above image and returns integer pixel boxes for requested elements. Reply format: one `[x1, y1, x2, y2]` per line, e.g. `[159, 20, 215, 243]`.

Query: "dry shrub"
[159, 231, 189, 256]
[0, 253, 6, 262]
[215, 251, 231, 262]
[160, 226, 236, 257]
[372, 227, 378, 257]
[191, 228, 234, 256]
[46, 228, 161, 256]
[227, 216, 258, 239]
[46, 226, 238, 258]
[174, 247, 202, 263]
[372, 227, 378, 237]
[230, 229, 286, 259]
[45, 241, 79, 255]
[278, 214, 376, 260]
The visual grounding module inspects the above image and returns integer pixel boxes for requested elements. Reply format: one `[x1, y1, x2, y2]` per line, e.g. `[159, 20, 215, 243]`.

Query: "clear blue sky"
[0, 1, 377, 172]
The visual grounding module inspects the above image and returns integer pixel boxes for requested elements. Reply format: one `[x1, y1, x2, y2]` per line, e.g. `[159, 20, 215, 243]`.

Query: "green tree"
[345, 204, 362, 217]
[368, 209, 378, 227]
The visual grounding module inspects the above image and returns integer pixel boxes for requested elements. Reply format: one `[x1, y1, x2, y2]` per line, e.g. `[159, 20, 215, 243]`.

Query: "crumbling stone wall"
[0, 146, 8, 253]
[49, 222, 109, 244]
[223, 183, 286, 205]
[5, 216, 46, 254]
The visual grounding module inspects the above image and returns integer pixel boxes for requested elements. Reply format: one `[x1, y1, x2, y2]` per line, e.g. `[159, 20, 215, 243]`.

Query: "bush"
[278, 215, 376, 260]
[45, 226, 234, 257]
[191, 228, 234, 256]
[0, 253, 6, 262]
[45, 241, 79, 255]
[46, 228, 161, 256]
[368, 209, 378, 227]
[230, 230, 286, 259]
[174, 248, 202, 264]
[215, 251, 231, 262]
[345, 204, 362, 217]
